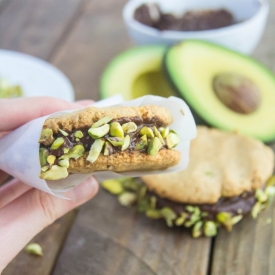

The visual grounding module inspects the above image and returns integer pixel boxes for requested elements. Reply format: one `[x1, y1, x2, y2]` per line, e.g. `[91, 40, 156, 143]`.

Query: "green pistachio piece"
[135, 135, 147, 150]
[40, 165, 68, 180]
[58, 158, 70, 168]
[59, 129, 68, 136]
[74, 130, 84, 139]
[150, 196, 157, 209]
[107, 137, 124, 147]
[118, 192, 137, 206]
[41, 166, 49, 172]
[122, 122, 137, 133]
[25, 243, 43, 256]
[266, 175, 275, 186]
[88, 124, 110, 139]
[255, 189, 268, 203]
[232, 215, 243, 225]
[201, 212, 209, 217]
[47, 155, 56, 165]
[146, 209, 162, 219]
[204, 221, 217, 237]
[39, 128, 54, 146]
[185, 212, 200, 227]
[39, 148, 49, 167]
[138, 198, 150, 212]
[147, 137, 162, 156]
[87, 139, 105, 163]
[216, 212, 232, 231]
[166, 132, 180, 149]
[161, 207, 177, 227]
[175, 213, 187, 226]
[192, 221, 203, 238]
[265, 186, 275, 197]
[110, 122, 124, 138]
[92, 116, 113, 128]
[161, 127, 169, 138]
[50, 137, 65, 150]
[138, 185, 147, 202]
[101, 179, 124, 195]
[64, 148, 70, 154]
[185, 205, 195, 212]
[121, 135, 130, 151]
[139, 126, 154, 138]
[251, 201, 263, 219]
[103, 141, 113, 156]
[60, 144, 85, 160]
[153, 127, 165, 145]
[121, 178, 140, 191]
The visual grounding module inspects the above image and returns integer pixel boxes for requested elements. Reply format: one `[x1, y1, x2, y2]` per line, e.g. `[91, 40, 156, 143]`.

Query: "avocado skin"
[162, 40, 275, 143]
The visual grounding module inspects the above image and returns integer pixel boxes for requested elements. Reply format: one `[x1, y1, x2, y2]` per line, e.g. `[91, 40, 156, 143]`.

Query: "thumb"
[0, 177, 98, 270]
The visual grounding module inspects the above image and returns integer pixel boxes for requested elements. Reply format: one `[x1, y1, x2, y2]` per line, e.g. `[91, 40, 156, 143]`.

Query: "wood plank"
[52, 190, 211, 275]
[2, 212, 76, 275]
[0, 0, 83, 60]
[50, 0, 133, 101]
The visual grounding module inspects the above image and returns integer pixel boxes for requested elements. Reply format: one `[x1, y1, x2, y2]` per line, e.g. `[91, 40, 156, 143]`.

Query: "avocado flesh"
[101, 46, 175, 101]
[165, 40, 275, 142]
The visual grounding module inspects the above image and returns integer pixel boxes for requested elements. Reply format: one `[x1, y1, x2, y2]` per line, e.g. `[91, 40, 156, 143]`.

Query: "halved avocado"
[164, 40, 275, 142]
[101, 45, 175, 100]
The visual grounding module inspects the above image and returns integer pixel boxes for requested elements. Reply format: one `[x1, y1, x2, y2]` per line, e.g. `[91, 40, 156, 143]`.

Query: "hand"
[0, 97, 99, 271]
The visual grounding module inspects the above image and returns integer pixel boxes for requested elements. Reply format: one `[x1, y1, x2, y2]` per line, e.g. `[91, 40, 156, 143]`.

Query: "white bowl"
[123, 0, 269, 54]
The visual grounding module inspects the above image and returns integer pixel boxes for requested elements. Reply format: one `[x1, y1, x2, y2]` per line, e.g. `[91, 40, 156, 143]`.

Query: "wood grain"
[52, 190, 211, 275]
[2, 212, 76, 275]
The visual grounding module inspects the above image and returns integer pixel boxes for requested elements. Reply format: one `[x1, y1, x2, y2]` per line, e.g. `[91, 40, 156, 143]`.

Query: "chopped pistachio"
[185, 205, 195, 212]
[92, 116, 113, 128]
[107, 137, 124, 147]
[161, 127, 169, 138]
[39, 148, 49, 167]
[58, 158, 70, 168]
[147, 137, 162, 156]
[255, 189, 268, 203]
[232, 215, 243, 225]
[87, 139, 105, 163]
[138, 185, 147, 201]
[121, 135, 130, 151]
[63, 148, 70, 154]
[135, 135, 147, 150]
[40, 165, 68, 180]
[47, 155, 56, 165]
[266, 175, 275, 187]
[103, 141, 113, 156]
[39, 128, 54, 146]
[59, 144, 85, 160]
[59, 129, 68, 136]
[121, 178, 140, 191]
[101, 179, 124, 195]
[192, 221, 203, 238]
[204, 221, 217, 237]
[153, 127, 165, 145]
[122, 122, 137, 133]
[161, 207, 177, 227]
[50, 137, 65, 150]
[216, 212, 232, 231]
[74, 130, 84, 139]
[88, 124, 110, 139]
[146, 209, 162, 219]
[41, 166, 49, 172]
[139, 126, 154, 138]
[25, 243, 43, 256]
[251, 202, 262, 219]
[149, 196, 157, 209]
[110, 122, 124, 138]
[138, 198, 150, 212]
[118, 192, 137, 206]
[265, 186, 275, 197]
[185, 212, 200, 227]
[201, 212, 209, 217]
[166, 132, 180, 149]
[175, 213, 187, 226]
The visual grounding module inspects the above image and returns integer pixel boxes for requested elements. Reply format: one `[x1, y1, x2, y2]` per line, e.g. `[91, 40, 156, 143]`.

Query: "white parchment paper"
[0, 95, 196, 198]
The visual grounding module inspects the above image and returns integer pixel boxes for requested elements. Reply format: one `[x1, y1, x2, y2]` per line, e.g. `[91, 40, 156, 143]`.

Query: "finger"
[0, 97, 86, 132]
[0, 176, 98, 270]
[0, 178, 32, 209]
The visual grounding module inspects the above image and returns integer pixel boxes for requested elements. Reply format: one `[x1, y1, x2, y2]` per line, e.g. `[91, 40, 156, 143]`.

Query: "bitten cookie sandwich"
[102, 126, 275, 237]
[39, 105, 181, 180]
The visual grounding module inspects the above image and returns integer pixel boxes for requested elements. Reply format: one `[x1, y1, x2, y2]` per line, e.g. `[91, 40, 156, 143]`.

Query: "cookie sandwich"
[102, 126, 275, 237]
[39, 105, 181, 180]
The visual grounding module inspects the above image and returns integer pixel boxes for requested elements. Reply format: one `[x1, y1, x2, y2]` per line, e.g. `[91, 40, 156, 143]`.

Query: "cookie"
[38, 105, 181, 180]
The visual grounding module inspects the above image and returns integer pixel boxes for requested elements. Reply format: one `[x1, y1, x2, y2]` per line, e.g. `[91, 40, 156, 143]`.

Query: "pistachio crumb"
[25, 243, 43, 256]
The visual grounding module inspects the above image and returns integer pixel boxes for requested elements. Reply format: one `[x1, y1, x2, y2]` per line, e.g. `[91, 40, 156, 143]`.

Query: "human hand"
[0, 97, 99, 271]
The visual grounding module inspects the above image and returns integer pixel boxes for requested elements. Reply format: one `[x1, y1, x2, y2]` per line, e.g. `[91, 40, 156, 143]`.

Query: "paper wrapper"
[0, 95, 196, 198]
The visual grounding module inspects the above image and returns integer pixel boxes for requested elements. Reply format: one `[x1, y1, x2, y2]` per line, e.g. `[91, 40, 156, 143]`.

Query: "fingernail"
[69, 177, 99, 203]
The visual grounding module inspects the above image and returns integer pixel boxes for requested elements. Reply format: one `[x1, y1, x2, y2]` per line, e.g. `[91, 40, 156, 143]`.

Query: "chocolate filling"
[41, 116, 167, 157]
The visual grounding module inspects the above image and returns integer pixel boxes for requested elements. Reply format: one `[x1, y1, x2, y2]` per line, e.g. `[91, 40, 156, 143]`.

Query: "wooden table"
[1, 0, 275, 274]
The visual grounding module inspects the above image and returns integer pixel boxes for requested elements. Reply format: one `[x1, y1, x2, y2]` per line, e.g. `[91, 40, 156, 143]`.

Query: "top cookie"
[142, 126, 274, 204]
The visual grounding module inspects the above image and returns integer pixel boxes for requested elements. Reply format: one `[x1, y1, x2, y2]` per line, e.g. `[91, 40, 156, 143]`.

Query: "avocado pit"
[213, 72, 261, 114]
